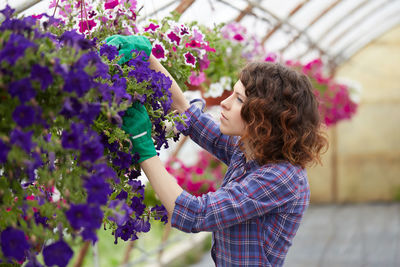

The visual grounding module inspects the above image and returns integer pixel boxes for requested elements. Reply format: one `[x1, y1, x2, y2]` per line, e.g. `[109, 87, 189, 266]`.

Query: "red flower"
[185, 39, 201, 48]
[104, 0, 119, 10]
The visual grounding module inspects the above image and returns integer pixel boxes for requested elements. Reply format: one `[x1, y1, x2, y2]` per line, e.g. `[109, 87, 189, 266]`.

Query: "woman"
[110, 36, 328, 266]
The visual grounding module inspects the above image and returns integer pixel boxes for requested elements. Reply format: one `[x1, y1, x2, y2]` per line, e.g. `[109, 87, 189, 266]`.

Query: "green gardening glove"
[122, 102, 157, 163]
[105, 35, 152, 64]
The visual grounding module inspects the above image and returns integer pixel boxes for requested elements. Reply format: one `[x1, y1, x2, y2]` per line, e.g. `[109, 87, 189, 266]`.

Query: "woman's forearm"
[140, 156, 184, 216]
[149, 55, 190, 114]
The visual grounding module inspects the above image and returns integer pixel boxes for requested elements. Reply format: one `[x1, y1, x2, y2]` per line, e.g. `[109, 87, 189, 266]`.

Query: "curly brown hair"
[239, 62, 328, 168]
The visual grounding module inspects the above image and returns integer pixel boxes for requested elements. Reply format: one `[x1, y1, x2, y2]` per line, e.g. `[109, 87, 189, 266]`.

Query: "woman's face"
[219, 80, 247, 136]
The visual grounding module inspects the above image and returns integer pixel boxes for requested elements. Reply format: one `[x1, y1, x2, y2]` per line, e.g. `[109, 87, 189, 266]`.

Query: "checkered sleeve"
[171, 165, 301, 233]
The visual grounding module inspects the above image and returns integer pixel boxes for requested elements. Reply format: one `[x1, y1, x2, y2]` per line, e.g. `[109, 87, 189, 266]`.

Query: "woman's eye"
[237, 97, 243, 103]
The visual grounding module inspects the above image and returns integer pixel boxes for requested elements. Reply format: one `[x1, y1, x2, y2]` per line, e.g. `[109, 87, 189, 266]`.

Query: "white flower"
[204, 82, 224, 98]
[219, 76, 232, 91]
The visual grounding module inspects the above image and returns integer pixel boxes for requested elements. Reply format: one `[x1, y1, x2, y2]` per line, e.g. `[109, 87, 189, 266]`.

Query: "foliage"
[0, 4, 178, 266]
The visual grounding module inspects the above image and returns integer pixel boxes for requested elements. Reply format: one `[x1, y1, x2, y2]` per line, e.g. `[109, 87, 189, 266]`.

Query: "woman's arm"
[149, 55, 190, 114]
[140, 156, 183, 216]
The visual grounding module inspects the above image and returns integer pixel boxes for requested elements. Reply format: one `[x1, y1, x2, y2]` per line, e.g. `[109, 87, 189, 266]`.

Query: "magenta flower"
[104, 0, 119, 10]
[151, 41, 166, 61]
[144, 23, 159, 32]
[78, 19, 96, 33]
[233, 33, 244, 41]
[184, 52, 196, 67]
[180, 25, 189, 36]
[167, 30, 181, 46]
[185, 39, 201, 48]
[189, 71, 205, 86]
[201, 42, 216, 52]
[264, 52, 277, 62]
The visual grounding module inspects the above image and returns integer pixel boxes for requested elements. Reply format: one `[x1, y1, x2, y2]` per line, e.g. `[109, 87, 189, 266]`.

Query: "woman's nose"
[220, 96, 230, 110]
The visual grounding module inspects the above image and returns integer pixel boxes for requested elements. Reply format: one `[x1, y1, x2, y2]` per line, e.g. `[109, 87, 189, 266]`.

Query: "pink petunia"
[79, 19, 97, 33]
[189, 71, 205, 86]
[185, 39, 201, 48]
[264, 52, 277, 62]
[144, 23, 160, 32]
[233, 33, 244, 41]
[192, 26, 205, 42]
[104, 0, 119, 10]
[202, 42, 216, 52]
[184, 52, 196, 67]
[167, 31, 181, 46]
[198, 55, 210, 71]
[152, 42, 167, 61]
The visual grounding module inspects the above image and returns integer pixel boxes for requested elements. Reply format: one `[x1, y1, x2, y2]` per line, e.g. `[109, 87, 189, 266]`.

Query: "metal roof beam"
[261, 0, 310, 45]
[296, 0, 370, 61]
[174, 0, 196, 14]
[279, 0, 343, 55]
[330, 7, 400, 69]
[327, 0, 394, 48]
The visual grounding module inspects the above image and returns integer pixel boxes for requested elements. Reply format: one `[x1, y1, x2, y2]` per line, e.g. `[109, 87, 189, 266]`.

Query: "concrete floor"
[189, 203, 400, 267]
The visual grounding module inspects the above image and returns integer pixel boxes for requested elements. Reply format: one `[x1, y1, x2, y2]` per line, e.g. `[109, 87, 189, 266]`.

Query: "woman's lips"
[220, 112, 227, 121]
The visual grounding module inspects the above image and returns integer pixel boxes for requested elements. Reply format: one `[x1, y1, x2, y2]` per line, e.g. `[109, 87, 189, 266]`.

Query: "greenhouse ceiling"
[3, 0, 400, 72]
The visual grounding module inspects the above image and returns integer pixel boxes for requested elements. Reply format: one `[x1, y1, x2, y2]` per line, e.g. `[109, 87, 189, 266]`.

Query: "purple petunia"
[31, 64, 53, 90]
[116, 190, 128, 200]
[63, 69, 91, 97]
[0, 227, 30, 261]
[134, 218, 151, 233]
[60, 97, 82, 119]
[114, 218, 137, 243]
[0, 5, 15, 19]
[130, 196, 145, 217]
[113, 151, 132, 170]
[12, 104, 35, 128]
[0, 34, 36, 65]
[9, 78, 36, 103]
[108, 200, 132, 226]
[84, 174, 112, 205]
[129, 179, 145, 198]
[0, 139, 10, 164]
[43, 240, 73, 267]
[25, 151, 43, 181]
[76, 51, 109, 79]
[66, 203, 103, 231]
[92, 163, 117, 181]
[111, 75, 130, 104]
[61, 122, 84, 150]
[59, 30, 83, 48]
[79, 102, 101, 125]
[10, 129, 35, 153]
[80, 134, 104, 163]
[99, 43, 119, 61]
[151, 205, 168, 224]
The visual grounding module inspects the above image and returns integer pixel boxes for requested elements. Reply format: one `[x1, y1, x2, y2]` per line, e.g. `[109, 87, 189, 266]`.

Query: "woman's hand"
[121, 102, 157, 163]
[105, 35, 152, 64]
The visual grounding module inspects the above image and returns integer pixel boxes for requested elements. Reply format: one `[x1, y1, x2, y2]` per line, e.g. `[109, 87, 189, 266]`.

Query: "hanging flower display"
[0, 4, 189, 265]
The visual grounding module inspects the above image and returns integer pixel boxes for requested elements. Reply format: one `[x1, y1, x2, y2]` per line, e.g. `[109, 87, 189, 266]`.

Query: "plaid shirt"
[171, 101, 310, 266]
